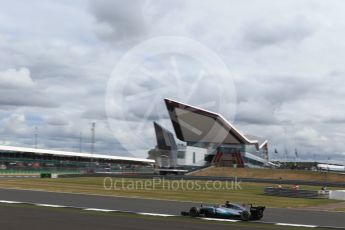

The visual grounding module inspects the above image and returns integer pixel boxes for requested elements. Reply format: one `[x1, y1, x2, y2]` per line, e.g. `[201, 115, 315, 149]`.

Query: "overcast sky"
[0, 0, 345, 162]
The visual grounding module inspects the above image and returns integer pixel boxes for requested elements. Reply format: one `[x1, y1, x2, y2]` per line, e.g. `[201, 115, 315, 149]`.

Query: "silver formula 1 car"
[181, 202, 265, 221]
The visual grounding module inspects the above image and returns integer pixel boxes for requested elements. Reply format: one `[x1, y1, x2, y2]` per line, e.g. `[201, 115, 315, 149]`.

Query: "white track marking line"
[201, 218, 240, 222]
[83, 208, 115, 212]
[35, 204, 67, 208]
[137, 212, 176, 217]
[276, 223, 317, 228]
[1, 200, 341, 228]
[0, 200, 23, 204]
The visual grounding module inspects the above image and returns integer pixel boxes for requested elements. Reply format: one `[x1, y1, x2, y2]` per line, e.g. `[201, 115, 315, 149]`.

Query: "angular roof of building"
[244, 134, 268, 149]
[153, 121, 177, 150]
[164, 98, 266, 149]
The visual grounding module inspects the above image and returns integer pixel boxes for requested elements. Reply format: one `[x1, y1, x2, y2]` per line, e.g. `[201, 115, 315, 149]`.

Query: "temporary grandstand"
[0, 145, 154, 174]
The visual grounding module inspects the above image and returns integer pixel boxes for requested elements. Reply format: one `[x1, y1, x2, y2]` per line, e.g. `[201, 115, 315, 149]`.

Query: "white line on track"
[1, 187, 341, 214]
[276, 223, 318, 228]
[0, 200, 22, 204]
[83, 208, 115, 212]
[34, 204, 67, 208]
[201, 217, 239, 222]
[137, 212, 176, 217]
[0, 200, 343, 228]
[0, 199, 175, 217]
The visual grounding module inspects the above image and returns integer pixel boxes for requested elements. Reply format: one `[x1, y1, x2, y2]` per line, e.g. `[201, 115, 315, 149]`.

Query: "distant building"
[0, 145, 154, 173]
[162, 98, 270, 168]
[148, 122, 178, 168]
[148, 122, 208, 167]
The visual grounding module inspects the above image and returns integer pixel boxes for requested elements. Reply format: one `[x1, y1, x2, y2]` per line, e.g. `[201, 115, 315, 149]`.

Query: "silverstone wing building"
[151, 98, 270, 168]
[1, 97, 270, 173]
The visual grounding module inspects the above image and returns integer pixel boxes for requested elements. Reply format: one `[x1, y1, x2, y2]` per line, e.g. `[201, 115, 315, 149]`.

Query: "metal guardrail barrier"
[264, 187, 329, 199]
[0, 170, 83, 175]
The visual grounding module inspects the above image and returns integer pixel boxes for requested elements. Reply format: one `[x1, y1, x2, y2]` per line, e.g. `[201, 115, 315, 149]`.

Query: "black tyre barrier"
[264, 187, 328, 199]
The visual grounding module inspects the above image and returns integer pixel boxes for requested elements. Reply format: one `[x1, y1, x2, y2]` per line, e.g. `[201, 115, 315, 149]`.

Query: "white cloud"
[295, 127, 328, 144]
[0, 68, 34, 89]
[0, 0, 345, 162]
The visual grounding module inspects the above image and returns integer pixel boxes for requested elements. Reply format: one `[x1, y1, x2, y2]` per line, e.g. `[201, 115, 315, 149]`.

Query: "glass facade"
[204, 143, 268, 168]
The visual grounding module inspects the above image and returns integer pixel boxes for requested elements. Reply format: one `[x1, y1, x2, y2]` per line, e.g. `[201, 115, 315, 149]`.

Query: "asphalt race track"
[0, 188, 344, 228]
[0, 204, 299, 230]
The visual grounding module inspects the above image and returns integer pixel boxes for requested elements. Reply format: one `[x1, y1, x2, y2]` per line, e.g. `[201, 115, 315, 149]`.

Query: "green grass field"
[0, 177, 341, 209]
[190, 167, 345, 183]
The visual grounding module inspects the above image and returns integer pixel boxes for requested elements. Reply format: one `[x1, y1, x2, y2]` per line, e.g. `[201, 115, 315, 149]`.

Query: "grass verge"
[0, 177, 342, 208]
[190, 167, 345, 183]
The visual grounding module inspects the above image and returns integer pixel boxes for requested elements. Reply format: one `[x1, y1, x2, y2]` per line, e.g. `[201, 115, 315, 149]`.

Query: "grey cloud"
[89, 0, 147, 43]
[105, 100, 170, 122]
[82, 108, 107, 120]
[0, 90, 59, 108]
[242, 17, 314, 49]
[45, 116, 70, 126]
[235, 99, 277, 125]
[1, 0, 345, 162]
[235, 74, 315, 107]
[324, 117, 345, 124]
[0, 68, 58, 107]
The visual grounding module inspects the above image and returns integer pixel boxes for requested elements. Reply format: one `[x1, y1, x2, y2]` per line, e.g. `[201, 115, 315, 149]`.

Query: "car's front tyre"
[189, 207, 200, 217]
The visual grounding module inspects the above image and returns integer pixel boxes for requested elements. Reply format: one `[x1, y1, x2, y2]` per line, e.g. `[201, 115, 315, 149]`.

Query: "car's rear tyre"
[250, 210, 263, 220]
[255, 210, 263, 220]
[189, 207, 199, 217]
[240, 211, 250, 221]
